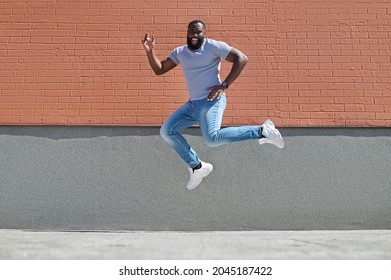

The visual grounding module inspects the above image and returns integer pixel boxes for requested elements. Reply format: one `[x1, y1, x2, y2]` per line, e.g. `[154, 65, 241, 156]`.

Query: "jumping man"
[142, 20, 284, 190]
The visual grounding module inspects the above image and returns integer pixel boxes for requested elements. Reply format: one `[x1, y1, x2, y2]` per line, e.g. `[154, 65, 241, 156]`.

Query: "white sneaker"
[259, 119, 284, 149]
[186, 162, 213, 190]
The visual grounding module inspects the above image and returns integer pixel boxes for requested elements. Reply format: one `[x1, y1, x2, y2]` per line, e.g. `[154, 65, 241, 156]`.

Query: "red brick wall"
[0, 0, 390, 127]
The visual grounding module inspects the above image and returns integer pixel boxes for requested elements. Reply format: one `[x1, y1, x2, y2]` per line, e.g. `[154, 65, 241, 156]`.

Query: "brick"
[0, 0, 389, 127]
[113, 116, 137, 124]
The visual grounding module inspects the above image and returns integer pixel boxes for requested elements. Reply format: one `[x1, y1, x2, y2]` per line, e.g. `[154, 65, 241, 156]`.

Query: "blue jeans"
[160, 95, 261, 168]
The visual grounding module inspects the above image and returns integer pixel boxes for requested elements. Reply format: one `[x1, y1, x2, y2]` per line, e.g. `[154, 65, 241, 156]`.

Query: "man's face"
[187, 22, 205, 50]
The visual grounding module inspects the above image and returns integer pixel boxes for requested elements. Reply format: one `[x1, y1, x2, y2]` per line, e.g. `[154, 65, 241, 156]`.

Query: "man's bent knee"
[203, 132, 221, 147]
[160, 125, 171, 141]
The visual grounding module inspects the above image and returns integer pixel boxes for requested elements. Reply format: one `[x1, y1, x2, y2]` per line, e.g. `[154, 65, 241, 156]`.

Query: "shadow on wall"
[1, 126, 391, 140]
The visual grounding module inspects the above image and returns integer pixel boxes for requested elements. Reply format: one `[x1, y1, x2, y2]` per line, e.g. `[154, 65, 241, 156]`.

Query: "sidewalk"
[1, 230, 390, 260]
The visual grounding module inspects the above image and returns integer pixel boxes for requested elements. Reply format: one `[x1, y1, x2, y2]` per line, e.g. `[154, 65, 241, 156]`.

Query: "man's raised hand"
[142, 33, 155, 52]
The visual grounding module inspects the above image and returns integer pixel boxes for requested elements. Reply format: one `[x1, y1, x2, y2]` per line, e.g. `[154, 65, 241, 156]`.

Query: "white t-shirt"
[169, 38, 233, 100]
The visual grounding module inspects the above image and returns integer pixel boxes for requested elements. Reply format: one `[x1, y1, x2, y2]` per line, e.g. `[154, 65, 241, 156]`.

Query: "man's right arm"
[142, 33, 177, 75]
[146, 51, 177, 76]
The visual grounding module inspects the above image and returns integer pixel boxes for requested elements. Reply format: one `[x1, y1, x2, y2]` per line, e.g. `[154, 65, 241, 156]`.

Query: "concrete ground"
[1, 229, 390, 260]
[1, 127, 391, 232]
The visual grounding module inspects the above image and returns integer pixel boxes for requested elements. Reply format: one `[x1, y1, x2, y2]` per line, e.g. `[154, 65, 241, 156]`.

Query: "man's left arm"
[207, 48, 248, 101]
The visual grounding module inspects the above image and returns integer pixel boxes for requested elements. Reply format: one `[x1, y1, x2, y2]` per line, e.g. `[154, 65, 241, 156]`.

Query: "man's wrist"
[221, 81, 229, 89]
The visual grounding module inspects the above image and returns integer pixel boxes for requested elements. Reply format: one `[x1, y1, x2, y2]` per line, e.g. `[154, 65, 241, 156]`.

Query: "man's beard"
[187, 37, 204, 50]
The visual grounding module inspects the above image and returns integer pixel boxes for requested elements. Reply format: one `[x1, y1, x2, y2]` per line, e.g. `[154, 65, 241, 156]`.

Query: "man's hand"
[207, 84, 227, 101]
[141, 33, 177, 76]
[142, 33, 155, 52]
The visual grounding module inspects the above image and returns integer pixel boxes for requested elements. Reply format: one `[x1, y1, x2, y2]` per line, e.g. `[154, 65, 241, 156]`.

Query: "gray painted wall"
[0, 126, 390, 231]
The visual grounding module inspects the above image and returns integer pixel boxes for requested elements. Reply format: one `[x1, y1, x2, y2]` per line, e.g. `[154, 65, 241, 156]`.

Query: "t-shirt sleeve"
[169, 48, 180, 65]
[210, 40, 233, 60]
